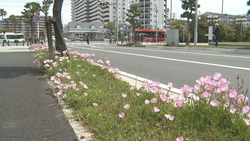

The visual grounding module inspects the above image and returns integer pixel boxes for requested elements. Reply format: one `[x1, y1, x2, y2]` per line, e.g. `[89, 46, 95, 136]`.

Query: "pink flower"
[165, 114, 174, 120]
[151, 81, 160, 87]
[145, 99, 150, 104]
[168, 82, 173, 88]
[119, 112, 125, 118]
[229, 88, 238, 98]
[151, 98, 158, 103]
[244, 119, 250, 125]
[122, 93, 127, 98]
[237, 94, 249, 104]
[174, 95, 184, 107]
[130, 85, 136, 90]
[153, 107, 160, 113]
[242, 106, 250, 114]
[213, 72, 221, 80]
[180, 85, 193, 97]
[124, 104, 130, 109]
[176, 136, 184, 141]
[50, 76, 56, 81]
[136, 92, 141, 96]
[149, 86, 159, 94]
[57, 90, 62, 96]
[160, 94, 167, 102]
[175, 100, 183, 107]
[204, 84, 214, 91]
[230, 108, 237, 114]
[93, 103, 98, 107]
[210, 99, 220, 107]
[201, 92, 212, 98]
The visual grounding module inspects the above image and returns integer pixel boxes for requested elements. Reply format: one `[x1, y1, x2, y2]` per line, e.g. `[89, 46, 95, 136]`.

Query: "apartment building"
[0, 15, 46, 39]
[71, 0, 110, 23]
[70, 0, 168, 30]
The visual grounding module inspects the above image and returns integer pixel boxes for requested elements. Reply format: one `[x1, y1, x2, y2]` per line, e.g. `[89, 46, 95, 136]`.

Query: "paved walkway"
[0, 46, 78, 141]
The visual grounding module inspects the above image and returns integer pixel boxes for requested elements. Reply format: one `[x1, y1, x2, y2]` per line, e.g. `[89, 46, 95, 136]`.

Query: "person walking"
[213, 23, 220, 46]
[2, 31, 10, 46]
[86, 34, 89, 45]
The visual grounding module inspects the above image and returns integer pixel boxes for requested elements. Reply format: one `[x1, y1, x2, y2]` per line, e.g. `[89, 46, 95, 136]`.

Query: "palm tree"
[9, 15, 17, 33]
[0, 8, 7, 21]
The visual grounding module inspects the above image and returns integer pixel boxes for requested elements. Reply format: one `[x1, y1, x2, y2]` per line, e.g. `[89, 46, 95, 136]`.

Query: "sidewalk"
[0, 45, 78, 140]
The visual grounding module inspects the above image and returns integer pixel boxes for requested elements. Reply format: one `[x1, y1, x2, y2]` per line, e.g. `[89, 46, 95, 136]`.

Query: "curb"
[116, 71, 182, 99]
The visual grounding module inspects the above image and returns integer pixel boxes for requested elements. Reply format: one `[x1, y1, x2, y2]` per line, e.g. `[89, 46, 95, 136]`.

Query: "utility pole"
[144, 0, 145, 28]
[221, 0, 224, 21]
[155, 5, 158, 43]
[194, 0, 198, 46]
[116, 0, 118, 45]
[170, 0, 172, 20]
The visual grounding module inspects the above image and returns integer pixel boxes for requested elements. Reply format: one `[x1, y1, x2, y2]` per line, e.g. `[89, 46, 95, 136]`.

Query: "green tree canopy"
[126, 3, 141, 42]
[9, 15, 17, 33]
[180, 0, 200, 44]
[0, 8, 7, 20]
[21, 2, 41, 43]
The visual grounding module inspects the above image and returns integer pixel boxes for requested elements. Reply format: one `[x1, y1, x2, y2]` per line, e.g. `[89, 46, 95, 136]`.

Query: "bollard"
[16, 40, 18, 46]
[23, 41, 25, 46]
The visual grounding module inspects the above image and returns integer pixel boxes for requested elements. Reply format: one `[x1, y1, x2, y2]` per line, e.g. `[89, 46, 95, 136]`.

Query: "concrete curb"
[116, 71, 182, 99]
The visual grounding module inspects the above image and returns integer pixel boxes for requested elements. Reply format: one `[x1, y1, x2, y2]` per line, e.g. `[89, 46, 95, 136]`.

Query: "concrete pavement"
[0, 45, 79, 141]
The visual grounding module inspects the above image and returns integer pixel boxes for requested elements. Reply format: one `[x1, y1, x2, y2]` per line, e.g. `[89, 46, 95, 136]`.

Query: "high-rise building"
[71, 0, 110, 23]
[71, 0, 168, 29]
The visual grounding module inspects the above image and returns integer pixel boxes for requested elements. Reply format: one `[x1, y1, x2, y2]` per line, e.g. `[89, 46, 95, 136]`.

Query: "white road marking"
[102, 46, 250, 59]
[71, 46, 250, 71]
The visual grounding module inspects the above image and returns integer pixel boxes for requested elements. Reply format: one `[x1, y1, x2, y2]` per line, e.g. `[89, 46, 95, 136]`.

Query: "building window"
[75, 25, 82, 29]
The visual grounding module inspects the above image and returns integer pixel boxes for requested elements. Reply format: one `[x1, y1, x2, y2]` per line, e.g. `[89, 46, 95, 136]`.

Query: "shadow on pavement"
[0, 66, 42, 79]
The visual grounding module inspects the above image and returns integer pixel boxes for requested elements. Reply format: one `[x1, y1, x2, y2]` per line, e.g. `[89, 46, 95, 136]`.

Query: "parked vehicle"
[131, 28, 166, 42]
[0, 32, 25, 43]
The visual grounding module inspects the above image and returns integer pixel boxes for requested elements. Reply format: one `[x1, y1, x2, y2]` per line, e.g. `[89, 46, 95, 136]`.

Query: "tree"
[52, 0, 67, 55]
[41, 0, 53, 41]
[0, 9, 7, 21]
[9, 15, 17, 33]
[126, 4, 142, 42]
[21, 2, 41, 44]
[180, 0, 200, 45]
[105, 22, 115, 38]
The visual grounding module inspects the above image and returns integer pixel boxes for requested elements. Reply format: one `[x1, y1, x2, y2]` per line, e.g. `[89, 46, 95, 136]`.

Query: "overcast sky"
[0, 0, 249, 25]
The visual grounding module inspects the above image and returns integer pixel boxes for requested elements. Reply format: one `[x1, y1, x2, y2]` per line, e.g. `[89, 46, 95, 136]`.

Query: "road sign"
[33, 15, 40, 22]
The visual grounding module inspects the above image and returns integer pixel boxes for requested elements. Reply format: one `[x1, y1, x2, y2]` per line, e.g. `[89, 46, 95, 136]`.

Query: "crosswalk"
[0, 45, 30, 52]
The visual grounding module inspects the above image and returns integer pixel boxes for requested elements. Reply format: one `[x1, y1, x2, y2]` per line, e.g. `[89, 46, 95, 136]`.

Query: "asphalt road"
[67, 42, 250, 97]
[0, 46, 78, 140]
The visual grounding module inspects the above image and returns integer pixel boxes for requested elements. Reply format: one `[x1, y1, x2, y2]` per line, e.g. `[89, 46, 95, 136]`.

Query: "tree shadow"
[0, 66, 43, 79]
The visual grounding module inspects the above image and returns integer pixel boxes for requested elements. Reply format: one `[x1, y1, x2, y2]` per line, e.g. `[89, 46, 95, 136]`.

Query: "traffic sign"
[33, 15, 40, 22]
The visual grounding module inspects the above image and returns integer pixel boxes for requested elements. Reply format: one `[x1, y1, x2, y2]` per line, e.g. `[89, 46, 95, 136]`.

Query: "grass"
[31, 44, 250, 141]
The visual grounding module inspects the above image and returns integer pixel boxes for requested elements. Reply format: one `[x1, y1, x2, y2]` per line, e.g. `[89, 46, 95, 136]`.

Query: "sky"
[0, 0, 249, 25]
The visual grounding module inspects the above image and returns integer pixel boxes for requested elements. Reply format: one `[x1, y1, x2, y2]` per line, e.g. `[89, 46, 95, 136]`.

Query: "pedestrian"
[213, 23, 220, 46]
[86, 34, 89, 45]
[2, 31, 10, 47]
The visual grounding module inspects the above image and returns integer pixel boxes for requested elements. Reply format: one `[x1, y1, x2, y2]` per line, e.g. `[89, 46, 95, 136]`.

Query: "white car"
[52, 36, 68, 42]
